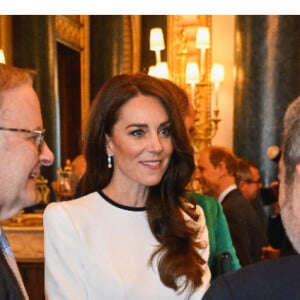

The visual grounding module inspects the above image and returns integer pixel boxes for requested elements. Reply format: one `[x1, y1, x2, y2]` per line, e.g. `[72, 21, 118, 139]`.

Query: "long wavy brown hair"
[80, 73, 207, 295]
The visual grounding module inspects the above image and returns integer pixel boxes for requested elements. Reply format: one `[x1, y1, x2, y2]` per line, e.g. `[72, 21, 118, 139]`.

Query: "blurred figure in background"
[264, 145, 296, 256]
[235, 159, 269, 244]
[196, 146, 267, 266]
[235, 158, 277, 259]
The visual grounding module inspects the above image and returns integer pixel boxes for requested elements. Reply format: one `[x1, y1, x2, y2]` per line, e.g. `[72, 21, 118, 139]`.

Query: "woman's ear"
[105, 134, 113, 155]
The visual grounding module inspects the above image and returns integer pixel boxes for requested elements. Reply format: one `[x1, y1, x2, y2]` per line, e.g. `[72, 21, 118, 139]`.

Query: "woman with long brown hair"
[44, 73, 210, 299]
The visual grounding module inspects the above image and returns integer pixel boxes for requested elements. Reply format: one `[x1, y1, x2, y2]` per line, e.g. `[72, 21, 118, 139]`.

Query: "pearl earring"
[107, 155, 112, 169]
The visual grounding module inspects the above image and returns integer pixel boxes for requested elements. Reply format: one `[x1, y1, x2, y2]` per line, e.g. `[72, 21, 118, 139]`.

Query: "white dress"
[44, 191, 211, 300]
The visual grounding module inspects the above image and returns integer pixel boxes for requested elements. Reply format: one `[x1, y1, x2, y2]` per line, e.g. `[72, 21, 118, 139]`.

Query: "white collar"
[218, 184, 237, 203]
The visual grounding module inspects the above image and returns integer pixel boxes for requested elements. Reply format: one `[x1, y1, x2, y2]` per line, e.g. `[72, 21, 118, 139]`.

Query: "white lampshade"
[186, 62, 200, 84]
[196, 27, 210, 49]
[148, 62, 169, 79]
[150, 28, 165, 51]
[148, 65, 158, 76]
[0, 49, 5, 64]
[210, 64, 225, 83]
[155, 62, 169, 79]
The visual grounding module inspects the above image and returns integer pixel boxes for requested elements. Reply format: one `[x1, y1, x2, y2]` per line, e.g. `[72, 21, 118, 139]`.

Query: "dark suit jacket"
[0, 250, 25, 300]
[268, 214, 297, 256]
[222, 189, 268, 266]
[203, 254, 300, 300]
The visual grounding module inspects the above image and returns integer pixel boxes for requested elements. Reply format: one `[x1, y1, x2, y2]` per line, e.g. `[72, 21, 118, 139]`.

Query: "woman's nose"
[147, 134, 163, 153]
[39, 142, 55, 166]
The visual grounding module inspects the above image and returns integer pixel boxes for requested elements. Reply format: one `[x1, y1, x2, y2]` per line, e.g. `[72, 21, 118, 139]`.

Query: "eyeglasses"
[0, 127, 45, 153]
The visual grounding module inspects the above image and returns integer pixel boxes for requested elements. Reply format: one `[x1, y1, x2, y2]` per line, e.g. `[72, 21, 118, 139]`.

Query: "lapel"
[0, 250, 25, 300]
[222, 188, 238, 205]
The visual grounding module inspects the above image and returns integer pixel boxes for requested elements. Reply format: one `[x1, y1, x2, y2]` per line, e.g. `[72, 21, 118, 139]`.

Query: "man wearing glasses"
[236, 159, 269, 255]
[236, 159, 262, 203]
[235, 159, 267, 227]
[0, 63, 54, 299]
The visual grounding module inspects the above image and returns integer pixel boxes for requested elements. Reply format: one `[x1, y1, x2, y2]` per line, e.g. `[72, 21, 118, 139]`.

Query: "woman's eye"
[131, 129, 144, 137]
[160, 126, 171, 136]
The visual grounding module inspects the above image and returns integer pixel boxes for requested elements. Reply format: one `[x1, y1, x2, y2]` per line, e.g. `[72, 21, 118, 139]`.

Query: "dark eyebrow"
[160, 121, 171, 127]
[126, 121, 170, 130]
[126, 123, 148, 129]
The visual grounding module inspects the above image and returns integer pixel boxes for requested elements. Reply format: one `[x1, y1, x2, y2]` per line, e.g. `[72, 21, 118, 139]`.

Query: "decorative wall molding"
[55, 15, 82, 51]
[2, 214, 44, 262]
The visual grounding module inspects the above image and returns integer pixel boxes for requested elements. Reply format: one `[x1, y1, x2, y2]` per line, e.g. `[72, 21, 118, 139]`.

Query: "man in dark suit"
[235, 159, 269, 244]
[203, 96, 300, 299]
[0, 63, 54, 299]
[196, 146, 267, 266]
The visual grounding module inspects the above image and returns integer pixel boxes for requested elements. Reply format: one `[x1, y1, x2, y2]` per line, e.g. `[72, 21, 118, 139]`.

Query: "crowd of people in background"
[203, 96, 300, 299]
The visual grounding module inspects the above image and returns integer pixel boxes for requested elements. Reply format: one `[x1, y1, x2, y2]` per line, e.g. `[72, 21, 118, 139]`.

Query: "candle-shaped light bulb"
[186, 62, 200, 108]
[210, 64, 225, 110]
[0, 49, 6, 64]
[186, 62, 200, 84]
[210, 64, 225, 90]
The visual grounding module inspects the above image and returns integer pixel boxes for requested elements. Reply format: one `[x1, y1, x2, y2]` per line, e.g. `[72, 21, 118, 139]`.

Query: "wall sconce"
[0, 49, 6, 64]
[180, 26, 224, 147]
[149, 23, 224, 149]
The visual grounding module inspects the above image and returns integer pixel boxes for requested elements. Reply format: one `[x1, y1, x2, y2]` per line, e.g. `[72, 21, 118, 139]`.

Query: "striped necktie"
[0, 228, 29, 300]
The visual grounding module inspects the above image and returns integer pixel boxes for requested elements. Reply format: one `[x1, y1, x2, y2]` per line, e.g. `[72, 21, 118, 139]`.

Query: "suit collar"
[218, 184, 237, 203]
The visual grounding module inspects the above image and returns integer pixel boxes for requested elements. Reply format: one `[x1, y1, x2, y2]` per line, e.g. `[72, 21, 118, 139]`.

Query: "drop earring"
[107, 154, 112, 169]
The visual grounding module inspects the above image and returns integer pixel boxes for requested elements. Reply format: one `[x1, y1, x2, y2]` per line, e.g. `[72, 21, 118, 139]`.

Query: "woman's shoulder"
[43, 192, 102, 230]
[44, 192, 100, 215]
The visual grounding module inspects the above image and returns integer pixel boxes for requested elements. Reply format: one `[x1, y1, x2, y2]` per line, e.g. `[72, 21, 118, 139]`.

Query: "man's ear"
[238, 181, 246, 190]
[217, 161, 227, 176]
[296, 164, 300, 176]
[291, 164, 300, 212]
